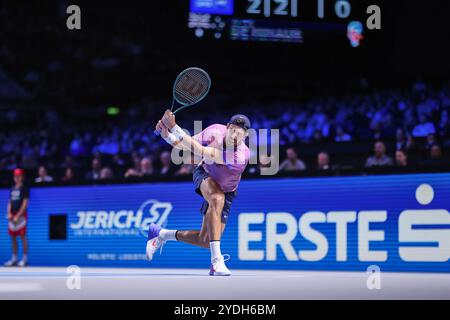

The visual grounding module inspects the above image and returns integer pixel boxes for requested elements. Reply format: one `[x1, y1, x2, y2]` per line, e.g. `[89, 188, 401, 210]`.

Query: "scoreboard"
[188, 0, 374, 45]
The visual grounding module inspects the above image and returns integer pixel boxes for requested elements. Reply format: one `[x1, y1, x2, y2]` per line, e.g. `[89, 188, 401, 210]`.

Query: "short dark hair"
[229, 114, 251, 130]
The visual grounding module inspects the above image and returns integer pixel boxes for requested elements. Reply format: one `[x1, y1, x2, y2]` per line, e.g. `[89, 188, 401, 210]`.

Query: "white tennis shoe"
[4, 259, 18, 267]
[209, 254, 231, 276]
[17, 259, 27, 267]
[146, 223, 165, 261]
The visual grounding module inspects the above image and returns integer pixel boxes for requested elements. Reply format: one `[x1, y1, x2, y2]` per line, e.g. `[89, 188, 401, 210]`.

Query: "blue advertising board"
[0, 173, 449, 272]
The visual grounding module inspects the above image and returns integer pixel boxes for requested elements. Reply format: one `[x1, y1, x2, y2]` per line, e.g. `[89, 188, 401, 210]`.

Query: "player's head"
[226, 114, 251, 146]
[13, 168, 25, 184]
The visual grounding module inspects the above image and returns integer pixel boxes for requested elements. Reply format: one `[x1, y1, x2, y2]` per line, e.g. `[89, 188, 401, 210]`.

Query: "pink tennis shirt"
[193, 124, 250, 193]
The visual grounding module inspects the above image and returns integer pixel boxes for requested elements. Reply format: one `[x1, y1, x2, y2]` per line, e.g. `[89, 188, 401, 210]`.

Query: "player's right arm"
[155, 113, 223, 164]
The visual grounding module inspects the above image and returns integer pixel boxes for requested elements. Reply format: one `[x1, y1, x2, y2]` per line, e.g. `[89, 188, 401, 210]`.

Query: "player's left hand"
[155, 120, 169, 139]
[161, 109, 176, 130]
[12, 215, 20, 223]
[155, 120, 169, 138]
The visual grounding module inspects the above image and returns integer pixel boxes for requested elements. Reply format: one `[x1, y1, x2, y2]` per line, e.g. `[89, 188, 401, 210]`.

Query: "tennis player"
[146, 110, 251, 276]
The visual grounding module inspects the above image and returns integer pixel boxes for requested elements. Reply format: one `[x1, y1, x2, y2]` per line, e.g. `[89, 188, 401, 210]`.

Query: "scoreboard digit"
[246, 0, 352, 19]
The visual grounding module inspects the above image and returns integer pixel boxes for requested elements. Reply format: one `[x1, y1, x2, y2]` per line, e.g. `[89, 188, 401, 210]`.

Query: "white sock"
[22, 255, 28, 263]
[210, 241, 222, 263]
[159, 229, 178, 241]
[12, 254, 18, 262]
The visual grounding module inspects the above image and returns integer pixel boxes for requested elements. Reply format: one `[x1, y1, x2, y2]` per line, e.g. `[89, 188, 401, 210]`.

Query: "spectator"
[61, 167, 74, 182]
[365, 141, 394, 167]
[5, 156, 17, 170]
[395, 150, 408, 167]
[125, 157, 153, 178]
[35, 165, 54, 183]
[175, 152, 196, 176]
[412, 115, 436, 137]
[317, 152, 331, 171]
[425, 134, 437, 150]
[279, 148, 306, 171]
[159, 151, 173, 175]
[112, 154, 126, 167]
[335, 127, 352, 142]
[140, 157, 154, 177]
[125, 166, 139, 178]
[423, 144, 446, 166]
[305, 106, 330, 140]
[131, 150, 141, 164]
[248, 155, 275, 174]
[381, 113, 396, 138]
[60, 155, 77, 169]
[175, 164, 194, 176]
[85, 158, 102, 181]
[312, 130, 325, 144]
[95, 137, 119, 155]
[438, 109, 450, 136]
[100, 167, 114, 180]
[69, 134, 86, 157]
[395, 129, 407, 151]
[405, 134, 416, 151]
[371, 122, 383, 141]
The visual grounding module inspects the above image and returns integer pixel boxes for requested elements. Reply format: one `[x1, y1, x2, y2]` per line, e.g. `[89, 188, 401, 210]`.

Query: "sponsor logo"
[347, 21, 364, 47]
[70, 199, 172, 237]
[239, 184, 450, 262]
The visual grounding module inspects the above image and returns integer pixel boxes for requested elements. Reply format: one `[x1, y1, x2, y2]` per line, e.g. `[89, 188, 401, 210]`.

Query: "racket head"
[172, 67, 211, 113]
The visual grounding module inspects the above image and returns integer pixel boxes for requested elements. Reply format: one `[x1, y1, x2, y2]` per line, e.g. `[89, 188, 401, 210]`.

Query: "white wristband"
[163, 133, 178, 145]
[170, 125, 186, 140]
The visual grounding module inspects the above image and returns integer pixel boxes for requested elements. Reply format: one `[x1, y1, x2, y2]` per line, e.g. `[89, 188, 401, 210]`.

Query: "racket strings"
[177, 72, 207, 93]
[175, 80, 206, 102]
[174, 69, 210, 105]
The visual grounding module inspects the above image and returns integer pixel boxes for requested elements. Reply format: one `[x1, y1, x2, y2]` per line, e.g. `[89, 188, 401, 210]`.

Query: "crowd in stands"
[0, 80, 449, 184]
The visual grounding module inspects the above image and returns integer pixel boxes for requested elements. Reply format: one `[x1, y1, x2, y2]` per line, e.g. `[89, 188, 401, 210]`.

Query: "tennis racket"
[154, 67, 211, 136]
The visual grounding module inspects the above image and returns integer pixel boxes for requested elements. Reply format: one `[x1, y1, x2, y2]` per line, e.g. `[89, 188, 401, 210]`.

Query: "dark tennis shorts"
[193, 165, 236, 224]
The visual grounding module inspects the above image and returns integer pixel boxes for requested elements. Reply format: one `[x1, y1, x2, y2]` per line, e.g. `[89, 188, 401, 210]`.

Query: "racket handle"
[154, 129, 161, 136]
